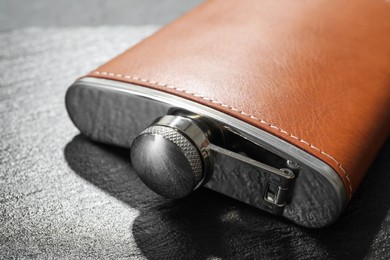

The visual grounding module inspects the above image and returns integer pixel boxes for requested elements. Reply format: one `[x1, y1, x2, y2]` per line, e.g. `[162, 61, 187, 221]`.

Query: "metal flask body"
[65, 77, 346, 228]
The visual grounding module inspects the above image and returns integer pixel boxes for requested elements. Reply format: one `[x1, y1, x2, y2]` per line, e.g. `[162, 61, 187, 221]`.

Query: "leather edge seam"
[92, 70, 353, 198]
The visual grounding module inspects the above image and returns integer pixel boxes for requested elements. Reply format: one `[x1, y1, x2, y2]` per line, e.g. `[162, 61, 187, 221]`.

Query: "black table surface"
[1, 2, 390, 260]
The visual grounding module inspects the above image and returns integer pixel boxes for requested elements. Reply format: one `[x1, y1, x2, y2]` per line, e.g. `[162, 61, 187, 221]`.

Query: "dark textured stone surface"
[1, 27, 390, 260]
[0, 0, 202, 31]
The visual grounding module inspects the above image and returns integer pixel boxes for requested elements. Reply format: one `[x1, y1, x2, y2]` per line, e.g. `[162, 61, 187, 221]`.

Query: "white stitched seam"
[93, 70, 353, 197]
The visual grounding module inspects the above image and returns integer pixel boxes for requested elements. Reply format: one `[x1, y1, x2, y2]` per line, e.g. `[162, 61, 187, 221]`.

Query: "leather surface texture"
[88, 0, 390, 200]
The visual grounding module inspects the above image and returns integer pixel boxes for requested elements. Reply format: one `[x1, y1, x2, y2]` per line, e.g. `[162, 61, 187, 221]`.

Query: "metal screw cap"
[130, 124, 206, 199]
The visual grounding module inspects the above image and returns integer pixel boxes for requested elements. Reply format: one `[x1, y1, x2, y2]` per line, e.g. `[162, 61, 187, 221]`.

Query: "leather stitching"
[93, 70, 353, 197]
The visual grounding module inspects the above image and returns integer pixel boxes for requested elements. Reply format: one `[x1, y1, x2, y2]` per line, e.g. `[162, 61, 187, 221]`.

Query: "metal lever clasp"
[264, 168, 295, 205]
[208, 144, 297, 215]
[130, 111, 297, 214]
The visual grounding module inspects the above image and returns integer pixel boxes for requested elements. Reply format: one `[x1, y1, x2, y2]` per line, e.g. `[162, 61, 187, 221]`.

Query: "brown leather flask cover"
[66, 0, 390, 227]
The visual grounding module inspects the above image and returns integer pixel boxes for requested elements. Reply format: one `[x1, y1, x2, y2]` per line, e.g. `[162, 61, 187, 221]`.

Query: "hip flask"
[66, 0, 390, 227]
